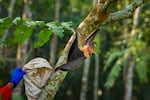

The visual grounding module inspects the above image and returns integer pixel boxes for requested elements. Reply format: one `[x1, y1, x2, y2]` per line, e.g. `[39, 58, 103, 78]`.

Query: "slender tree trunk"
[0, 0, 16, 56]
[123, 7, 141, 100]
[2, 0, 16, 40]
[13, 0, 32, 96]
[93, 53, 100, 100]
[124, 56, 135, 100]
[92, 1, 100, 99]
[131, 7, 141, 37]
[49, 0, 60, 66]
[80, 57, 91, 100]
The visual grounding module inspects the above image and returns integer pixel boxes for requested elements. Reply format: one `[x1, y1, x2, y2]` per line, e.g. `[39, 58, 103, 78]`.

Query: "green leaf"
[0, 17, 13, 36]
[46, 22, 64, 39]
[13, 17, 21, 25]
[0, 39, 7, 46]
[135, 55, 148, 83]
[61, 21, 75, 33]
[105, 57, 126, 89]
[34, 29, 52, 48]
[104, 50, 123, 71]
[25, 20, 38, 28]
[14, 25, 34, 44]
[35, 21, 45, 27]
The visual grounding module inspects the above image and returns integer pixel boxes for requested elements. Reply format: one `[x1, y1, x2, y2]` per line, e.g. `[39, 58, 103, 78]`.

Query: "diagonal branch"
[103, 0, 147, 25]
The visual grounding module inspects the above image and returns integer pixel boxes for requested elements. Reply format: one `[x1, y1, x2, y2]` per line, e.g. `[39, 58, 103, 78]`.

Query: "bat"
[54, 29, 99, 71]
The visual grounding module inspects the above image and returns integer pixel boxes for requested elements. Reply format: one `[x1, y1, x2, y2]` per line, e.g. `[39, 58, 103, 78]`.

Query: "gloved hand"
[10, 68, 26, 86]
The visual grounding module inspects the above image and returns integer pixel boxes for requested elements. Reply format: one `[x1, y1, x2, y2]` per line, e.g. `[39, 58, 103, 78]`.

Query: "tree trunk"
[93, 1, 100, 98]
[80, 57, 91, 100]
[49, 0, 61, 66]
[0, 0, 16, 56]
[93, 53, 100, 100]
[123, 7, 141, 100]
[13, 0, 32, 96]
[124, 56, 135, 100]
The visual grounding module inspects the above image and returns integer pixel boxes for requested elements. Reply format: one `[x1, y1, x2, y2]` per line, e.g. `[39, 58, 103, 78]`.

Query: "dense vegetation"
[0, 0, 150, 100]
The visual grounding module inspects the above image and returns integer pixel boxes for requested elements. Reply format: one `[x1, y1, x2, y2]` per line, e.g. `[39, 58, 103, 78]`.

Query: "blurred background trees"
[0, 0, 150, 100]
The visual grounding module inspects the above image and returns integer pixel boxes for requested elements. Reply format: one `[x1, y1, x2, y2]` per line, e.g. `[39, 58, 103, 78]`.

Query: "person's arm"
[0, 83, 14, 100]
[7, 82, 15, 89]
[0, 68, 26, 100]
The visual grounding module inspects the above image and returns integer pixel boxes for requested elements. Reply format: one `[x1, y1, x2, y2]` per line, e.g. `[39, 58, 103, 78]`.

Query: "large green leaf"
[34, 29, 52, 48]
[46, 22, 64, 38]
[0, 17, 13, 37]
[14, 25, 34, 44]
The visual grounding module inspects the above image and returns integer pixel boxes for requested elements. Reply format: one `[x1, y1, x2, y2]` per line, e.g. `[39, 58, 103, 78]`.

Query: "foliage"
[0, 0, 150, 100]
[104, 49, 127, 89]
[94, 32, 101, 54]
[135, 53, 148, 83]
[0, 39, 7, 46]
[104, 36, 148, 89]
[0, 17, 75, 48]
[0, 17, 13, 37]
[34, 29, 52, 48]
[104, 49, 124, 71]
[130, 38, 148, 83]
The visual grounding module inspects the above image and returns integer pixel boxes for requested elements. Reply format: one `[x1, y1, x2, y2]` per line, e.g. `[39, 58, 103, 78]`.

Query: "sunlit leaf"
[0, 17, 13, 36]
[13, 17, 21, 25]
[35, 21, 45, 27]
[14, 25, 34, 44]
[61, 21, 75, 33]
[34, 29, 52, 48]
[46, 22, 64, 38]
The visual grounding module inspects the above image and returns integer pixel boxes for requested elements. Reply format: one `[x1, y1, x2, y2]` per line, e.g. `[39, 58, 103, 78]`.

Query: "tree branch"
[39, 33, 76, 100]
[103, 0, 146, 25]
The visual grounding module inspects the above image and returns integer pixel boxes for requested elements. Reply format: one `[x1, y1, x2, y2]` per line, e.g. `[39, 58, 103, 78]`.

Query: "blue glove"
[10, 68, 26, 86]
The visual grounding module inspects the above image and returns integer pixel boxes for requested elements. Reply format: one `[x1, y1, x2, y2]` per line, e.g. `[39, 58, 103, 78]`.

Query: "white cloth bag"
[23, 58, 53, 100]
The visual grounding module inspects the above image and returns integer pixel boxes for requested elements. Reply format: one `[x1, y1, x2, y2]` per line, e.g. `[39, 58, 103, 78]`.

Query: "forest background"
[0, 0, 150, 100]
